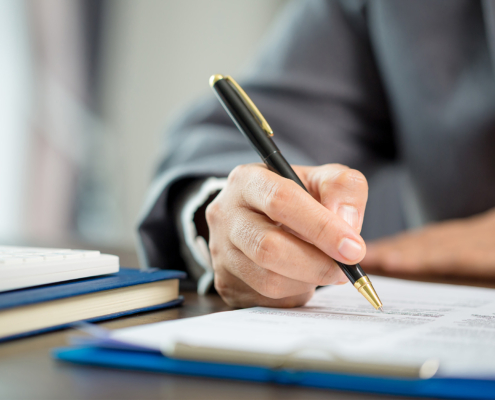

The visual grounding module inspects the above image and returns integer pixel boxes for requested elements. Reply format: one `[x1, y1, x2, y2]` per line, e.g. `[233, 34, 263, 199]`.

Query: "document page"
[111, 276, 495, 378]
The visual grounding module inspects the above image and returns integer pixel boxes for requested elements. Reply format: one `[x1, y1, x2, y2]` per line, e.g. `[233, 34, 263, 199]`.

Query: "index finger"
[295, 164, 368, 233]
[237, 165, 366, 265]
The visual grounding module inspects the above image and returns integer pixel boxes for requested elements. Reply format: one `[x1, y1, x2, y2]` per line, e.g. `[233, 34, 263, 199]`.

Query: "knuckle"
[205, 200, 220, 225]
[214, 274, 233, 302]
[264, 181, 295, 218]
[228, 164, 249, 185]
[252, 229, 282, 266]
[210, 243, 238, 271]
[225, 247, 241, 266]
[337, 169, 368, 190]
[312, 213, 335, 244]
[208, 241, 220, 260]
[214, 269, 254, 308]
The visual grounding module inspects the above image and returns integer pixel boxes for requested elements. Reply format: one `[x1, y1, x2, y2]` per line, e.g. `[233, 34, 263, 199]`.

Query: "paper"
[111, 276, 495, 378]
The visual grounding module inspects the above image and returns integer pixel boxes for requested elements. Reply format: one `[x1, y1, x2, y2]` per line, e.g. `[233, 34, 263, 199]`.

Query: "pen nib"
[378, 306, 384, 313]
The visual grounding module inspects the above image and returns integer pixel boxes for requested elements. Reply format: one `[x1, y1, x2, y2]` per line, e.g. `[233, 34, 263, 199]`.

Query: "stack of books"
[0, 246, 184, 341]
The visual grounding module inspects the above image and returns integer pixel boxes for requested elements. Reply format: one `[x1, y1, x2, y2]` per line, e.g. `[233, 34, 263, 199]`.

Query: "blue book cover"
[52, 346, 495, 399]
[0, 268, 186, 342]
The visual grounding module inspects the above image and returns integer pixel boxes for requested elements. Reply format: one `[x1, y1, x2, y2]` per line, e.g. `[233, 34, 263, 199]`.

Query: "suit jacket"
[137, 0, 495, 273]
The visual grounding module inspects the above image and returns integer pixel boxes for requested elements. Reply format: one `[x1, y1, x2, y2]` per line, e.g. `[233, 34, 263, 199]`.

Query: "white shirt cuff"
[180, 177, 227, 295]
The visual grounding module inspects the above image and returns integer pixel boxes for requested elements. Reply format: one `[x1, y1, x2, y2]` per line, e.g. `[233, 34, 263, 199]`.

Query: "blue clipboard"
[52, 346, 495, 399]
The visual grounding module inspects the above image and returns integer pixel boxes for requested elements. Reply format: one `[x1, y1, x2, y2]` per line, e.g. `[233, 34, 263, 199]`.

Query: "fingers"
[206, 162, 368, 308]
[362, 239, 413, 272]
[362, 227, 467, 275]
[214, 266, 315, 308]
[218, 245, 317, 299]
[228, 208, 347, 285]
[296, 164, 368, 233]
[234, 164, 366, 265]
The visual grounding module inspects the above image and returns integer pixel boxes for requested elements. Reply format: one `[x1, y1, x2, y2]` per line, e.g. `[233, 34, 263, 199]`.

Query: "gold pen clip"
[209, 74, 274, 137]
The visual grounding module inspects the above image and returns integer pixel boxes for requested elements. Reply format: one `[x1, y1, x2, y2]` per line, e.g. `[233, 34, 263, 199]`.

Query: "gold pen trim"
[209, 74, 224, 87]
[353, 276, 383, 310]
[209, 74, 274, 137]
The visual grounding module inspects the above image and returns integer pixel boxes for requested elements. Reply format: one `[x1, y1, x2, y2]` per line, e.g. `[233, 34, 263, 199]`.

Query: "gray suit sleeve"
[137, 0, 396, 272]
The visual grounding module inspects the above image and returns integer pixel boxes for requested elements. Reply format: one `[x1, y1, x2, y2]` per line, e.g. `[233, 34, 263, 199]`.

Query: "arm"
[362, 208, 495, 281]
[138, 0, 395, 286]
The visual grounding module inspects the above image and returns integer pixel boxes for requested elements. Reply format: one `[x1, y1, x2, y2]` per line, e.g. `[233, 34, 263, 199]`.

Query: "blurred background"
[0, 0, 287, 263]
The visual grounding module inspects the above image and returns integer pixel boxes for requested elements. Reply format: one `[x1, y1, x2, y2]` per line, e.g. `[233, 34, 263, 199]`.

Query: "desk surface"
[0, 289, 425, 400]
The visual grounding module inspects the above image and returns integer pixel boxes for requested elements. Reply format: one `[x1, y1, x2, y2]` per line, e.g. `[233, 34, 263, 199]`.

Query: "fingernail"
[338, 238, 363, 261]
[338, 205, 359, 230]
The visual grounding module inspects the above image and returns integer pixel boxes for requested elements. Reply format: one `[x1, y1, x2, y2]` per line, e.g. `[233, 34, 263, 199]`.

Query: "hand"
[361, 209, 495, 280]
[205, 163, 368, 308]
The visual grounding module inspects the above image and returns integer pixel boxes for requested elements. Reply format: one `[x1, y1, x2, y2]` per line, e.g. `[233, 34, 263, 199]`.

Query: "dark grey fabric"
[137, 0, 495, 272]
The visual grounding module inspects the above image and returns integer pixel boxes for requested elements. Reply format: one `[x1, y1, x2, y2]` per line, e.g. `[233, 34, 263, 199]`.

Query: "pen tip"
[378, 306, 384, 313]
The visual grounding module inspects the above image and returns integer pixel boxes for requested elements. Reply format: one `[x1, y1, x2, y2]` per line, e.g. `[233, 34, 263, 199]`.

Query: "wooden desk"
[0, 289, 420, 400]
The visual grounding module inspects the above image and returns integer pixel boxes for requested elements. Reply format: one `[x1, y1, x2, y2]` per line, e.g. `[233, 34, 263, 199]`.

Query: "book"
[54, 276, 495, 398]
[0, 268, 185, 341]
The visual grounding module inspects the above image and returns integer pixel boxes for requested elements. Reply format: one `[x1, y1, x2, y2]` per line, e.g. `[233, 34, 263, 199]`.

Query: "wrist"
[175, 177, 227, 294]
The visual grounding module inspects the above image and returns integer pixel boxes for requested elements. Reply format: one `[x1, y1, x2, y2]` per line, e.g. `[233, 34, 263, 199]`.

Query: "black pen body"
[335, 262, 367, 284]
[211, 77, 368, 286]
[212, 79, 276, 157]
[212, 79, 306, 189]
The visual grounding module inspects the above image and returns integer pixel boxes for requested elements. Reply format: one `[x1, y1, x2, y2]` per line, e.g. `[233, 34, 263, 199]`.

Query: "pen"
[209, 74, 383, 311]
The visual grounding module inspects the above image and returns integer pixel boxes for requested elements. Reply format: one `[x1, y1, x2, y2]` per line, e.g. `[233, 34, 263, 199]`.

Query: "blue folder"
[53, 345, 495, 399]
[0, 268, 186, 342]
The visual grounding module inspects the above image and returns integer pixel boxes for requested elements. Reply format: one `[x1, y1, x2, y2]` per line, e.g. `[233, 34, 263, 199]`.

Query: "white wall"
[99, 0, 287, 246]
[0, 0, 32, 241]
